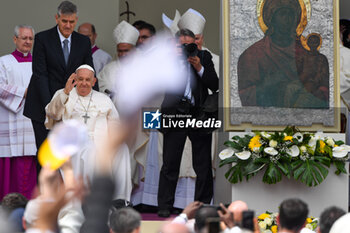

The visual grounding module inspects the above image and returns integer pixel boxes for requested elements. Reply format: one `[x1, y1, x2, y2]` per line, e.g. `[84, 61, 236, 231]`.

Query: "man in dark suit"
[157, 29, 219, 217]
[24, 1, 94, 153]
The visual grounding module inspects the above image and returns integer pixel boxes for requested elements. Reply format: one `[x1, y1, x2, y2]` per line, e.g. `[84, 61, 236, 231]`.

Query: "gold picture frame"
[222, 0, 340, 132]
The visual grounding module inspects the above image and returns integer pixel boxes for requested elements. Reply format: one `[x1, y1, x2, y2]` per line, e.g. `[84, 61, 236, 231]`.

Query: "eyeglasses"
[16, 36, 34, 41]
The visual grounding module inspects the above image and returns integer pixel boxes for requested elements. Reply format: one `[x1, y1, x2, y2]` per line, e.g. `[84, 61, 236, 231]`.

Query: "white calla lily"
[261, 132, 271, 138]
[332, 145, 349, 158]
[236, 150, 251, 160]
[287, 145, 300, 157]
[308, 136, 316, 147]
[219, 148, 235, 160]
[293, 132, 303, 142]
[264, 147, 278, 156]
[339, 145, 350, 151]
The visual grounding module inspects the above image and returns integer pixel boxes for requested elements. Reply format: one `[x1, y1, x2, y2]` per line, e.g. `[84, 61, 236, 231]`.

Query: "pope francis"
[45, 64, 132, 201]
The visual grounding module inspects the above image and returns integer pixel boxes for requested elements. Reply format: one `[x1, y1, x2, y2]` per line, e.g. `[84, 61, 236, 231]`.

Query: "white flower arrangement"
[220, 127, 349, 186]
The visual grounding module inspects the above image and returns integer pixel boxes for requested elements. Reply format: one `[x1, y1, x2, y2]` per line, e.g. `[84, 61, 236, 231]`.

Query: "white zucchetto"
[76, 64, 95, 74]
[177, 8, 206, 35]
[113, 20, 139, 45]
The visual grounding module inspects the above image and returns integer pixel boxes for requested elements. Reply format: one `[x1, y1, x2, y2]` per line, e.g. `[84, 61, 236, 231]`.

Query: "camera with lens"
[182, 43, 198, 58]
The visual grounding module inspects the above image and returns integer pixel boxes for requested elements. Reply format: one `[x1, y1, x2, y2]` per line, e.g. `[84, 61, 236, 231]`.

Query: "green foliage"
[220, 127, 348, 187]
[291, 157, 330, 186]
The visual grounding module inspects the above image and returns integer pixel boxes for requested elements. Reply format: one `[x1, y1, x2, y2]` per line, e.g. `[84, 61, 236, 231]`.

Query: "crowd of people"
[0, 125, 349, 232]
[1, 0, 350, 232]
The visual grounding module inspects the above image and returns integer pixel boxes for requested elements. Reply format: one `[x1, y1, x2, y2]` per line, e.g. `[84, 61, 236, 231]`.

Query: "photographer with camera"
[158, 28, 218, 218]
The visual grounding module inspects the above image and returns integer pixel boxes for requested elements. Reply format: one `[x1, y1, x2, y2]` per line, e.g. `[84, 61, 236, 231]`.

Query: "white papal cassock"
[45, 88, 132, 200]
[0, 50, 37, 199]
[92, 45, 112, 75]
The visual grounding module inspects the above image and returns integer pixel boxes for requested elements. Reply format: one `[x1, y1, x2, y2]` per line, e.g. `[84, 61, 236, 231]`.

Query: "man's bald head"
[161, 223, 190, 233]
[78, 22, 97, 46]
[228, 200, 248, 223]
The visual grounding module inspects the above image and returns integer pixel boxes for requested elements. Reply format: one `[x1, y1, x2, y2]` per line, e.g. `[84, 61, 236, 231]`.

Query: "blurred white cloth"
[97, 60, 120, 95]
[300, 227, 316, 233]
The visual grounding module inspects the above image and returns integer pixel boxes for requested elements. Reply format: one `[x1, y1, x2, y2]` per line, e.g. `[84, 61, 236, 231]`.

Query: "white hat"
[76, 64, 95, 74]
[162, 10, 181, 36]
[330, 213, 350, 233]
[177, 8, 206, 35]
[113, 20, 139, 46]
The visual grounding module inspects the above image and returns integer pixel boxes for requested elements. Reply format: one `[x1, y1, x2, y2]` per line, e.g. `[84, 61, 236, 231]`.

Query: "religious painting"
[223, 0, 340, 132]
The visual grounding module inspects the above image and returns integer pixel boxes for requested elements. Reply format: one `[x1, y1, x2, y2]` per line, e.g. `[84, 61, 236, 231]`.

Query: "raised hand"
[217, 203, 235, 229]
[188, 56, 202, 72]
[64, 73, 77, 95]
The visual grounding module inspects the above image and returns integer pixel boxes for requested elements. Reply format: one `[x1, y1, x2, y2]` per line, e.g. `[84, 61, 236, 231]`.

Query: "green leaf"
[224, 141, 242, 151]
[219, 156, 238, 167]
[333, 160, 347, 175]
[263, 162, 283, 184]
[277, 160, 291, 177]
[231, 136, 242, 141]
[292, 159, 330, 187]
[312, 161, 329, 179]
[253, 158, 270, 164]
[314, 156, 331, 167]
[335, 140, 345, 146]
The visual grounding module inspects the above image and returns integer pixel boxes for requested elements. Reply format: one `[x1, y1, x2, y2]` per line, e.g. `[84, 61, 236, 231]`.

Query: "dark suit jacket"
[24, 26, 95, 122]
[161, 50, 218, 116]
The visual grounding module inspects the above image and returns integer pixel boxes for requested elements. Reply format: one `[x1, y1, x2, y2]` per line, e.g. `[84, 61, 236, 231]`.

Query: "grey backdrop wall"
[0, 0, 119, 57]
[0, 1, 220, 57]
[340, 0, 350, 20]
[118, 0, 220, 54]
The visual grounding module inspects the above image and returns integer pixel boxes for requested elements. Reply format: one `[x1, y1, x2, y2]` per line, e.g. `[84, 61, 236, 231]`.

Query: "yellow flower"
[284, 136, 293, 141]
[306, 217, 313, 223]
[334, 144, 339, 147]
[319, 140, 325, 153]
[258, 213, 270, 220]
[249, 135, 262, 151]
[271, 225, 278, 233]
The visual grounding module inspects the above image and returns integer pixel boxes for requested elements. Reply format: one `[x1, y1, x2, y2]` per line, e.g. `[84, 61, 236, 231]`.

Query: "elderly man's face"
[78, 23, 96, 46]
[117, 43, 134, 58]
[75, 69, 96, 96]
[13, 28, 34, 54]
[56, 13, 78, 38]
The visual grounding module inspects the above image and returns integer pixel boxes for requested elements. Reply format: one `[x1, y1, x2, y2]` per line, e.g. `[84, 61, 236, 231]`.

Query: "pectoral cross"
[82, 113, 90, 124]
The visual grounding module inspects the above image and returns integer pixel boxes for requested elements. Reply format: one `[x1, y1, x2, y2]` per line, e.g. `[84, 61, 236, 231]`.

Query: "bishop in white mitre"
[45, 64, 131, 200]
[98, 20, 139, 95]
[164, 8, 220, 76]
[0, 25, 37, 200]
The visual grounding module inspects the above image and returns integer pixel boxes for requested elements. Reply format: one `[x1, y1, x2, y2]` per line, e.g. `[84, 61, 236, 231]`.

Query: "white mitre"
[177, 8, 206, 35]
[113, 20, 139, 45]
[162, 9, 181, 36]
